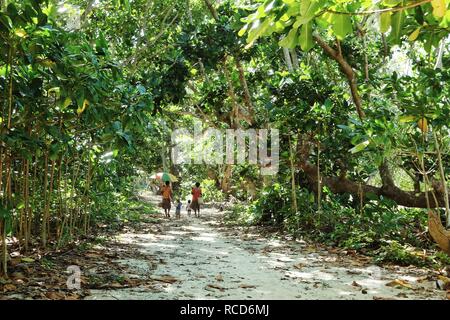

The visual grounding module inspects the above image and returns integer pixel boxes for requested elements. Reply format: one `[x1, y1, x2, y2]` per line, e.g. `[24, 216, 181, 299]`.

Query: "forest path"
[86, 192, 445, 300]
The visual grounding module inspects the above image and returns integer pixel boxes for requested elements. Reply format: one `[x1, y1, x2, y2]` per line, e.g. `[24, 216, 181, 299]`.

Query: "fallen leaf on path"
[352, 281, 362, 287]
[239, 284, 256, 289]
[205, 284, 225, 291]
[386, 279, 413, 289]
[109, 282, 124, 288]
[85, 252, 103, 258]
[3, 284, 17, 292]
[437, 276, 450, 290]
[45, 291, 66, 300]
[215, 274, 223, 282]
[151, 275, 178, 284]
[346, 270, 362, 275]
[293, 263, 305, 270]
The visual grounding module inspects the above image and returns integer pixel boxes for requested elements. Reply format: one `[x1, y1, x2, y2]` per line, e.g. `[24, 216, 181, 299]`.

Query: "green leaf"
[389, 10, 405, 44]
[0, 205, 11, 219]
[331, 14, 353, 40]
[382, 0, 402, 6]
[246, 18, 272, 46]
[0, 13, 13, 30]
[279, 27, 298, 49]
[399, 115, 416, 123]
[77, 99, 89, 115]
[431, 0, 447, 18]
[408, 27, 421, 41]
[380, 12, 391, 33]
[238, 24, 248, 37]
[299, 22, 314, 51]
[62, 97, 72, 109]
[349, 140, 370, 154]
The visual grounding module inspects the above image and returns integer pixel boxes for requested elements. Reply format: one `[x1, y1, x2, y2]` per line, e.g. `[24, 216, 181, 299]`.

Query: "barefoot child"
[186, 200, 192, 216]
[191, 182, 202, 217]
[175, 199, 182, 219]
[161, 181, 172, 218]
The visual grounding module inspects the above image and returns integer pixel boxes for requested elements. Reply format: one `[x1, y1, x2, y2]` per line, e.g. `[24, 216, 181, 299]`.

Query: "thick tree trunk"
[221, 164, 232, 194]
[297, 138, 449, 209]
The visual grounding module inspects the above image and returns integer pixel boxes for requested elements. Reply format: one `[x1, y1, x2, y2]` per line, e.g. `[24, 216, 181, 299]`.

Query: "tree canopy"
[0, 0, 449, 287]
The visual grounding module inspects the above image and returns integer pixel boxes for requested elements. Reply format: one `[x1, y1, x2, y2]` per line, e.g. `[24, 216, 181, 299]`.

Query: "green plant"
[374, 241, 427, 266]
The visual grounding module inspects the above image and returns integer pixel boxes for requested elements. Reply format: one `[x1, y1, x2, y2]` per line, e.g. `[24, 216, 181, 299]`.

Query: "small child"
[186, 200, 192, 216]
[175, 199, 182, 219]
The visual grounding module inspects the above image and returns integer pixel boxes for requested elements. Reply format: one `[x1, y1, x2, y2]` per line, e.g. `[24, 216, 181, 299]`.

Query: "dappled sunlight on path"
[86, 192, 445, 300]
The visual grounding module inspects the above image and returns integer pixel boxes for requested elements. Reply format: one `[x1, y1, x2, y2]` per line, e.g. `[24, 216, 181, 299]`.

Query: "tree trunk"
[221, 164, 232, 194]
[283, 47, 294, 72]
[297, 137, 449, 208]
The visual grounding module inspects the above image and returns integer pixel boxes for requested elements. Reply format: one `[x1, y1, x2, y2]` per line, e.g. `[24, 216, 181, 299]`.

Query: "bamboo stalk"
[41, 152, 49, 247]
[288, 135, 298, 214]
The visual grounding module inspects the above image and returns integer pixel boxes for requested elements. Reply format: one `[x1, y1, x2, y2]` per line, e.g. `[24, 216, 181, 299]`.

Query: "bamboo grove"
[0, 0, 156, 276]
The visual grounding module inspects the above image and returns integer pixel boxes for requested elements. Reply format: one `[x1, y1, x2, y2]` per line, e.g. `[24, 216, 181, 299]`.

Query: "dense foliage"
[1, 0, 449, 277]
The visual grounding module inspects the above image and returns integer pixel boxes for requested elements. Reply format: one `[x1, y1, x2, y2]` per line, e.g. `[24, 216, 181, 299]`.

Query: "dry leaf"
[215, 274, 224, 282]
[446, 291, 450, 300]
[3, 284, 17, 292]
[386, 279, 413, 289]
[206, 284, 225, 291]
[352, 281, 362, 287]
[151, 275, 178, 284]
[109, 282, 124, 288]
[46, 291, 65, 300]
[239, 284, 256, 289]
[294, 263, 305, 270]
[437, 276, 450, 290]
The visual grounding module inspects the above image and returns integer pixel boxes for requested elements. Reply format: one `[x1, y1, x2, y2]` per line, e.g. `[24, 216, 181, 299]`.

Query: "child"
[191, 182, 202, 217]
[161, 181, 172, 218]
[186, 200, 192, 216]
[175, 199, 182, 219]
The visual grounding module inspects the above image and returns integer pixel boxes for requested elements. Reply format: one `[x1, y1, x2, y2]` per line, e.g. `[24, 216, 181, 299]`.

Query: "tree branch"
[313, 34, 366, 120]
[297, 137, 449, 208]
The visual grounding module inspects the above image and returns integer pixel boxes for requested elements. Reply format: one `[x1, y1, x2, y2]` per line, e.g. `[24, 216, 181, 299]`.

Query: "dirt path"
[86, 193, 446, 300]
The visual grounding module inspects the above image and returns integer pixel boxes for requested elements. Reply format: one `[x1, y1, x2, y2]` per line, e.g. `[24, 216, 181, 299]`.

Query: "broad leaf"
[380, 12, 391, 33]
[331, 14, 353, 40]
[431, 0, 447, 18]
[299, 22, 314, 51]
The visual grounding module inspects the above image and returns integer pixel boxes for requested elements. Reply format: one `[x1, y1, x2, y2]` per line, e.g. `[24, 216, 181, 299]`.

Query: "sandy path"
[86, 194, 446, 300]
